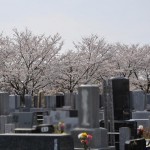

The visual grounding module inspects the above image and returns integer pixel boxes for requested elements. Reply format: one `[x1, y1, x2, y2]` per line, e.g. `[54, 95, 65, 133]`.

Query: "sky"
[0, 0, 150, 51]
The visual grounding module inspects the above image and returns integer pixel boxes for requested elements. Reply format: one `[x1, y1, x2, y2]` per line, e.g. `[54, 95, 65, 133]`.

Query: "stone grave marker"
[119, 127, 131, 150]
[147, 94, 150, 104]
[125, 138, 146, 150]
[9, 95, 20, 112]
[56, 93, 64, 108]
[33, 95, 38, 108]
[12, 112, 37, 128]
[38, 91, 45, 108]
[78, 85, 99, 128]
[24, 94, 32, 108]
[0, 92, 9, 115]
[64, 92, 76, 109]
[45, 96, 50, 108]
[45, 95, 56, 109]
[0, 116, 8, 133]
[9, 95, 16, 113]
[109, 77, 131, 120]
[72, 84, 115, 149]
[130, 90, 146, 111]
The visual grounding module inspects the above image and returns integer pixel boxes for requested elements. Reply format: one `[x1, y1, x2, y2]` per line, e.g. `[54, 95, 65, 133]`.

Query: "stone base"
[71, 127, 108, 149]
[0, 133, 74, 150]
[74, 146, 115, 150]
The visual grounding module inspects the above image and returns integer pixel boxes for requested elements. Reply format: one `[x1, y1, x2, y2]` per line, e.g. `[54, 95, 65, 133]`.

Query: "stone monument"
[71, 85, 115, 150]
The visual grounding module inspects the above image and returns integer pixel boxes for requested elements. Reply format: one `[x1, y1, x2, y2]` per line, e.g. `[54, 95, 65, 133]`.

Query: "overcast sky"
[0, 0, 150, 51]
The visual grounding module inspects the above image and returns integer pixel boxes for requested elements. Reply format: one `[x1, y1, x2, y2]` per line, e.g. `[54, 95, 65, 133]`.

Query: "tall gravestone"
[16, 95, 20, 108]
[64, 93, 76, 109]
[0, 116, 8, 133]
[0, 92, 9, 115]
[147, 94, 150, 104]
[71, 85, 113, 149]
[109, 77, 131, 120]
[38, 91, 45, 108]
[146, 94, 150, 110]
[9, 95, 16, 113]
[78, 85, 99, 128]
[45, 96, 56, 109]
[24, 94, 32, 108]
[56, 93, 64, 108]
[33, 96, 38, 108]
[130, 90, 146, 111]
[45, 96, 50, 108]
[9, 95, 20, 113]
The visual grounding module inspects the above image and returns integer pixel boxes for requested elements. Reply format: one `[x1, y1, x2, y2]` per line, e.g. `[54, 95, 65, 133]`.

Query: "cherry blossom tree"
[130, 45, 150, 93]
[0, 29, 63, 101]
[53, 35, 113, 93]
[111, 43, 150, 92]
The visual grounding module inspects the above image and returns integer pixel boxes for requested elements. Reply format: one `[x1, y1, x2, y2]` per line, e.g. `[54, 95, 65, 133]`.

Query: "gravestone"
[38, 91, 45, 108]
[45, 96, 56, 109]
[130, 90, 146, 111]
[119, 127, 131, 150]
[74, 93, 79, 110]
[146, 94, 150, 110]
[33, 95, 38, 108]
[99, 94, 103, 108]
[9, 95, 21, 112]
[45, 96, 51, 108]
[64, 93, 76, 109]
[16, 95, 21, 108]
[50, 95, 56, 108]
[0, 116, 8, 133]
[0, 92, 9, 115]
[100, 120, 137, 147]
[12, 112, 37, 128]
[78, 85, 99, 128]
[147, 94, 150, 104]
[72, 84, 113, 149]
[125, 138, 146, 150]
[24, 94, 32, 108]
[9, 95, 16, 112]
[109, 77, 131, 120]
[56, 93, 64, 108]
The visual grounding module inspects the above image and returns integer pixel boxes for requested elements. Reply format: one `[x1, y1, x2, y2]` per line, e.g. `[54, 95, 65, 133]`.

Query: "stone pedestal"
[71, 128, 108, 149]
[0, 134, 74, 150]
